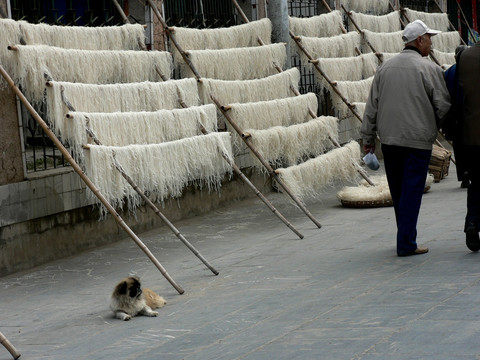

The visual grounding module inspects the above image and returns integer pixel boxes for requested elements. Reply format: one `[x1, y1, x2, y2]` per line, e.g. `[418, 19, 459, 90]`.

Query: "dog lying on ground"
[110, 276, 166, 321]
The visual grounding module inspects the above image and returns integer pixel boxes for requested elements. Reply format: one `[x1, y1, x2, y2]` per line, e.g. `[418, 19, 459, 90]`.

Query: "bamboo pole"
[212, 94, 324, 228]
[145, 0, 202, 81]
[340, 5, 383, 62]
[147, 1, 322, 228]
[80, 120, 220, 275]
[111, 0, 129, 24]
[0, 64, 184, 295]
[177, 100, 304, 239]
[0, 332, 20, 360]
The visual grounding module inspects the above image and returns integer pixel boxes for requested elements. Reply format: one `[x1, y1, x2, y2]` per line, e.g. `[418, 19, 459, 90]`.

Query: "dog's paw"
[123, 314, 132, 321]
[151, 311, 159, 317]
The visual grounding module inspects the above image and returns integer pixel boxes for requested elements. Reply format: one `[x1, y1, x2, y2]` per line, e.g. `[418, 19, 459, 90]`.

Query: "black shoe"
[466, 224, 480, 252]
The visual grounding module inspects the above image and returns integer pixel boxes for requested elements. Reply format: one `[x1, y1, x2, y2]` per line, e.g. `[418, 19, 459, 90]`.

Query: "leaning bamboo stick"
[81, 119, 220, 275]
[212, 95, 323, 228]
[0, 63, 184, 295]
[0, 332, 20, 360]
[147, 1, 322, 228]
[176, 98, 305, 239]
[146, 0, 202, 81]
[341, 5, 383, 62]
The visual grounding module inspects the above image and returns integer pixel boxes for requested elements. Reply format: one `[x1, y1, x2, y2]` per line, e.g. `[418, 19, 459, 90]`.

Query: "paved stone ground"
[1, 162, 479, 360]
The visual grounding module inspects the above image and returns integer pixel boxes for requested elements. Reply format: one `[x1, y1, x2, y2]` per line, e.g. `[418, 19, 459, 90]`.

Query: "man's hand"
[363, 143, 375, 154]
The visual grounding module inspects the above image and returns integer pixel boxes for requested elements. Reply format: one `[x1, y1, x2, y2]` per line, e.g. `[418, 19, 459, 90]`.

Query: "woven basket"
[429, 144, 451, 182]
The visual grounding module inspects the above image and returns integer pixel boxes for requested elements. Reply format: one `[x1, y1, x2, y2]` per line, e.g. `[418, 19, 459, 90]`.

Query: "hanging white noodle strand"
[183, 43, 287, 80]
[431, 49, 455, 66]
[329, 77, 374, 119]
[432, 32, 462, 52]
[404, 8, 451, 32]
[13, 45, 173, 104]
[314, 53, 379, 91]
[348, 11, 402, 32]
[170, 18, 272, 65]
[296, 32, 361, 60]
[46, 79, 199, 137]
[0, 19, 23, 86]
[84, 132, 234, 212]
[340, 0, 390, 15]
[276, 141, 361, 203]
[289, 11, 344, 37]
[68, 104, 218, 159]
[228, 93, 318, 152]
[246, 116, 339, 169]
[362, 30, 404, 53]
[199, 67, 300, 105]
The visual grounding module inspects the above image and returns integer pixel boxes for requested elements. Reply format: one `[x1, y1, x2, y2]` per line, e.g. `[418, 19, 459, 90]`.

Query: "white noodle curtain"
[170, 18, 272, 63]
[297, 32, 361, 60]
[289, 11, 344, 37]
[330, 77, 374, 119]
[340, 0, 391, 15]
[362, 30, 404, 53]
[348, 11, 402, 33]
[404, 8, 451, 32]
[84, 132, 234, 211]
[432, 32, 462, 52]
[46, 79, 200, 136]
[13, 45, 173, 104]
[198, 67, 300, 105]
[182, 43, 287, 80]
[276, 141, 361, 202]
[246, 116, 339, 169]
[228, 93, 319, 151]
[67, 105, 218, 159]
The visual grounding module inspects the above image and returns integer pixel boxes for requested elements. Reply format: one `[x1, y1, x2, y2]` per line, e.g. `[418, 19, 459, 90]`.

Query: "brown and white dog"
[110, 276, 166, 321]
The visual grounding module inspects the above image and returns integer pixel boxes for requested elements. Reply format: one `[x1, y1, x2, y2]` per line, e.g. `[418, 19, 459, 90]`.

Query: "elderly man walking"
[361, 20, 451, 257]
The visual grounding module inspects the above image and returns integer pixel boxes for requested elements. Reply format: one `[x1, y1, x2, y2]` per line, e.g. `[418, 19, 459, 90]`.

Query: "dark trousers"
[381, 144, 432, 256]
[464, 145, 480, 230]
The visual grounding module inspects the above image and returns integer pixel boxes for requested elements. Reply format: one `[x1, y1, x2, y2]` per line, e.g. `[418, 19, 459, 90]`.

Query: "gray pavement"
[1, 162, 479, 360]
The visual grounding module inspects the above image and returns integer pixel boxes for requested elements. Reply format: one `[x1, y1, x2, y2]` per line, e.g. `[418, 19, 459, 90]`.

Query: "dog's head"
[113, 276, 143, 300]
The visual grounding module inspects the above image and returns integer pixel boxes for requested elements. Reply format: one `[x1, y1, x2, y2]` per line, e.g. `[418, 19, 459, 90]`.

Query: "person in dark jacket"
[457, 41, 480, 252]
[443, 45, 469, 188]
[361, 20, 451, 257]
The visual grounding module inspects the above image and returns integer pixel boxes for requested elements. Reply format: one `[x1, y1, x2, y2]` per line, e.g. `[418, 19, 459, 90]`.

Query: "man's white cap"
[402, 19, 441, 43]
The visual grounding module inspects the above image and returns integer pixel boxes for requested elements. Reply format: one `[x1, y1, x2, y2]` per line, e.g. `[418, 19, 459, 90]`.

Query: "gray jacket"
[361, 49, 451, 150]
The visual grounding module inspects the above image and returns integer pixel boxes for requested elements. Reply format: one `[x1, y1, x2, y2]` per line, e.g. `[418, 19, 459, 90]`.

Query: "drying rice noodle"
[404, 8, 451, 32]
[378, 52, 398, 62]
[340, 0, 391, 15]
[227, 93, 318, 152]
[246, 116, 339, 169]
[199, 67, 300, 105]
[0, 19, 23, 86]
[314, 53, 379, 91]
[276, 140, 361, 202]
[362, 30, 404, 53]
[330, 77, 373, 119]
[67, 104, 218, 160]
[432, 32, 462, 52]
[337, 174, 434, 206]
[13, 45, 172, 104]
[348, 11, 402, 33]
[182, 43, 286, 80]
[431, 50, 455, 66]
[84, 132, 234, 212]
[170, 18, 272, 64]
[296, 32, 361, 60]
[46, 79, 199, 136]
[21, 22, 145, 50]
[289, 11, 344, 37]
